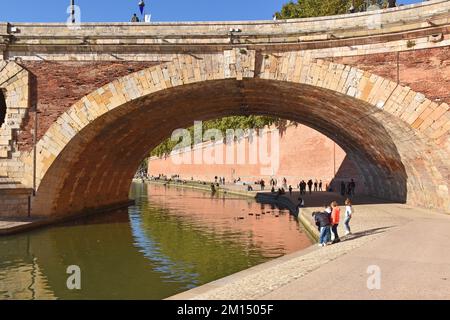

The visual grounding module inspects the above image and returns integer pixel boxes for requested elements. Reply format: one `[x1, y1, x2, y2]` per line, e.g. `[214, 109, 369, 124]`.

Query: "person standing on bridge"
[131, 13, 140, 22]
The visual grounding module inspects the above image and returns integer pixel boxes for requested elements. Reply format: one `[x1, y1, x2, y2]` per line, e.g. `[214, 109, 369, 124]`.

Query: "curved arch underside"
[28, 60, 450, 217]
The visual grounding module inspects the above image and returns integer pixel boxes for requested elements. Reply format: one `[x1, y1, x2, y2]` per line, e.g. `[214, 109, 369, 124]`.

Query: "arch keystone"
[224, 48, 256, 80]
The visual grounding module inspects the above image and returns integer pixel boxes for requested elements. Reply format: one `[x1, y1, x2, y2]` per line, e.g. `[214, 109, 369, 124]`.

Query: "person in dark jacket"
[307, 179, 313, 194]
[131, 13, 140, 22]
[312, 207, 332, 246]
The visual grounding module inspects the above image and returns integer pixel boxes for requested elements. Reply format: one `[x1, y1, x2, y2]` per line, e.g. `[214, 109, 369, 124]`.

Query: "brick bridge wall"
[18, 61, 158, 152]
[329, 47, 450, 105]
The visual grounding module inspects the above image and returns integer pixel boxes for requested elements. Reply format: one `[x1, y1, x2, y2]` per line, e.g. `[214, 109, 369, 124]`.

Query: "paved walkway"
[0, 219, 36, 235]
[169, 194, 450, 300]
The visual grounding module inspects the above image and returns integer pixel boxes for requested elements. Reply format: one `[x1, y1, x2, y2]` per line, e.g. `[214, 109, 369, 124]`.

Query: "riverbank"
[143, 178, 259, 198]
[169, 199, 450, 299]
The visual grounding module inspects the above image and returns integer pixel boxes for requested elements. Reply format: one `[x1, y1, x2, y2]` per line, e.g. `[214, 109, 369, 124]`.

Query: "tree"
[274, 0, 367, 19]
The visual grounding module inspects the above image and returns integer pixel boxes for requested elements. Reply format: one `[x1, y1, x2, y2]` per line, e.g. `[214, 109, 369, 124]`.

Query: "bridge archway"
[25, 54, 450, 216]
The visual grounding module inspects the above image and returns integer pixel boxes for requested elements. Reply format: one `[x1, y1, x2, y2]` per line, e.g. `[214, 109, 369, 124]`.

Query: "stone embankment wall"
[148, 125, 361, 190]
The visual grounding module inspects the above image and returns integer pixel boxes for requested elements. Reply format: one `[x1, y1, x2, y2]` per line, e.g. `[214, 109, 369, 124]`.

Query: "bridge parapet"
[0, 0, 449, 61]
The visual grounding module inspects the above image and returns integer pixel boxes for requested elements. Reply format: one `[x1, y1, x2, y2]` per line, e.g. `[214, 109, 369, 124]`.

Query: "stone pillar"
[0, 23, 8, 60]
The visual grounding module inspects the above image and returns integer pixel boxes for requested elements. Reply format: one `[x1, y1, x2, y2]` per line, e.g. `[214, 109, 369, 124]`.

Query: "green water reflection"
[0, 183, 312, 300]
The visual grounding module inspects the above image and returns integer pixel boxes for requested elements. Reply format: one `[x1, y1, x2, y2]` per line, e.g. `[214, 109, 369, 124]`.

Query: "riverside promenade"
[2, 179, 450, 299]
[169, 185, 450, 300]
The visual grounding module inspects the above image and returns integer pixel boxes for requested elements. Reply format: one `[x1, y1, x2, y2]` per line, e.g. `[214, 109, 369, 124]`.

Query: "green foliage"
[274, 0, 367, 19]
[150, 116, 280, 157]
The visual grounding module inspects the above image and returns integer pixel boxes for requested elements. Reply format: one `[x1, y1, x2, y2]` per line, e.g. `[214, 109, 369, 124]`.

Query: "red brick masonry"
[17, 61, 158, 152]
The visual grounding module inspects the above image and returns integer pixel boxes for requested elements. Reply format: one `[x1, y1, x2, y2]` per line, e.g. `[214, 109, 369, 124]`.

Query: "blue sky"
[0, 0, 423, 22]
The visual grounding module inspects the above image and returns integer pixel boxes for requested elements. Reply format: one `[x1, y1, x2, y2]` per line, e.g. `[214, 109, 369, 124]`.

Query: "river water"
[0, 183, 313, 300]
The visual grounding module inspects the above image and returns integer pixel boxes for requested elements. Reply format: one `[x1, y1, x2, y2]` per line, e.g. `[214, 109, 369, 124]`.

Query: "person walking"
[344, 198, 353, 235]
[330, 201, 341, 244]
[288, 185, 293, 195]
[313, 206, 331, 247]
[314, 180, 318, 192]
[319, 180, 323, 191]
[325, 205, 332, 243]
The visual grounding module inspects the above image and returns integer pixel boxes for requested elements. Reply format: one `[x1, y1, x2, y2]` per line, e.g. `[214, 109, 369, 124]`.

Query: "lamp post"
[70, 0, 75, 24]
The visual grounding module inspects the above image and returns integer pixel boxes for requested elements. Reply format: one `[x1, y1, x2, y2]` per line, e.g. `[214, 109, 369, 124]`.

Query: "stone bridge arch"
[21, 52, 450, 217]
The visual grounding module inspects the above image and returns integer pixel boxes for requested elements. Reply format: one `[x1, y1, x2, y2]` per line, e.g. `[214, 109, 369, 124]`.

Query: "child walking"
[344, 198, 353, 236]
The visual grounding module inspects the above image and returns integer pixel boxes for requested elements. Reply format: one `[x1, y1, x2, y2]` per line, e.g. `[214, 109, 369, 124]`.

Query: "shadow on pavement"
[342, 226, 395, 242]
[259, 191, 403, 209]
